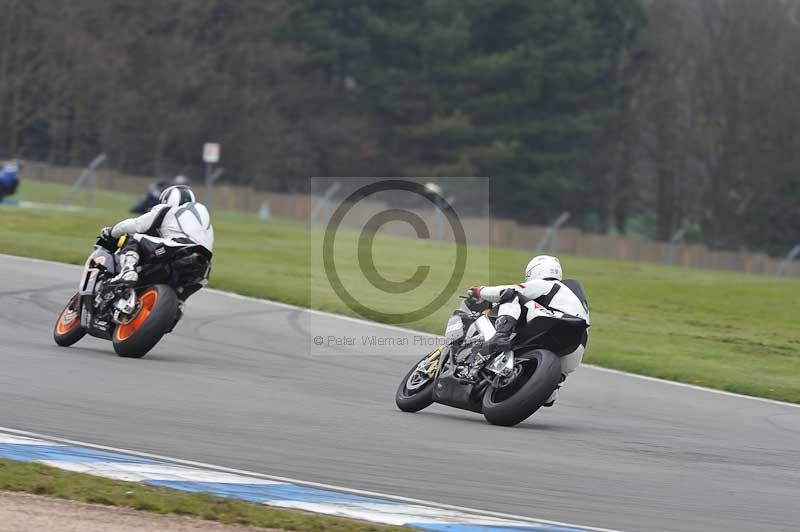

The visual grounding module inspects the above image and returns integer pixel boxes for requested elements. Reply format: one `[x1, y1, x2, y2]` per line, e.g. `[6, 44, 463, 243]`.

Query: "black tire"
[482, 349, 561, 427]
[112, 284, 178, 358]
[395, 350, 440, 412]
[53, 293, 86, 347]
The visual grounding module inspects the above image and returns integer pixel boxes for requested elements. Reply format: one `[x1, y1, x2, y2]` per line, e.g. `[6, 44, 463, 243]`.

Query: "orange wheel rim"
[56, 306, 79, 335]
[114, 289, 158, 342]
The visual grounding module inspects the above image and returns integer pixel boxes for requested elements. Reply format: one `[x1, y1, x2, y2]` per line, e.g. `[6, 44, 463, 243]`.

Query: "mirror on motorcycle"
[95, 235, 117, 252]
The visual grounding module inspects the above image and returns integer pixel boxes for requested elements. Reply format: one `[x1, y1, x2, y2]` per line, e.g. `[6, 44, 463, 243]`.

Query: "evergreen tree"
[282, 0, 474, 177]
[458, 0, 645, 224]
[282, 0, 648, 223]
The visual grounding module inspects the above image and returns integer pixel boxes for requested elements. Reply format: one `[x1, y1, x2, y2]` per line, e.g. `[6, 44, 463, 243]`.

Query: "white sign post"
[203, 143, 220, 164]
[202, 143, 221, 209]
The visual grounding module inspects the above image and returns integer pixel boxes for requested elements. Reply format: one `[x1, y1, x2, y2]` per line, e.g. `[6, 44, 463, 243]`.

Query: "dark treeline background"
[1, 0, 799, 254]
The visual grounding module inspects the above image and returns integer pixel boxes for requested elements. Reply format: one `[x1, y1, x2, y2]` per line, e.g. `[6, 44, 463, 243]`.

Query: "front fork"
[419, 346, 444, 378]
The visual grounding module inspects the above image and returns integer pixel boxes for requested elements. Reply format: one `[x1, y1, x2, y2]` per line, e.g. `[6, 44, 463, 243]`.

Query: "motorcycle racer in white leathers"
[101, 185, 214, 298]
[468, 255, 589, 406]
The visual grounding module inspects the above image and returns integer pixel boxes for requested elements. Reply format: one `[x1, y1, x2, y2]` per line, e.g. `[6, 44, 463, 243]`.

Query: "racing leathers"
[473, 279, 589, 405]
[107, 202, 214, 292]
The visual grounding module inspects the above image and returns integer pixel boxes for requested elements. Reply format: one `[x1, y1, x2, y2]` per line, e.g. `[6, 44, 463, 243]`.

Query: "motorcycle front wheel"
[53, 293, 86, 347]
[395, 348, 442, 412]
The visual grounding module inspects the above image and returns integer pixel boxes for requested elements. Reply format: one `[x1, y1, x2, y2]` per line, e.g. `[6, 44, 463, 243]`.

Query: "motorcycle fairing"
[432, 346, 485, 413]
[79, 248, 116, 296]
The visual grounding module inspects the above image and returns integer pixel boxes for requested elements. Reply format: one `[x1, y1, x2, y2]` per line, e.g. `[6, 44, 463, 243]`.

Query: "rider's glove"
[467, 285, 482, 301]
[100, 226, 113, 239]
[498, 287, 518, 304]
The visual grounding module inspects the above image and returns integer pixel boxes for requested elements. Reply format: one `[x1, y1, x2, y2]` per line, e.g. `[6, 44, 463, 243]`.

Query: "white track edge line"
[0, 426, 623, 532]
[3, 251, 798, 410]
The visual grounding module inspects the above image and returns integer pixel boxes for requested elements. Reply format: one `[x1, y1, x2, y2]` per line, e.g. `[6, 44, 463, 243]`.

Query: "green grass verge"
[0, 459, 408, 531]
[2, 180, 799, 402]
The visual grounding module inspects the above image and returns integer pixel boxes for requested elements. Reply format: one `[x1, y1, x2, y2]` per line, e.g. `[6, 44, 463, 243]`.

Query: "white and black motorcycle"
[396, 282, 588, 426]
[53, 232, 211, 358]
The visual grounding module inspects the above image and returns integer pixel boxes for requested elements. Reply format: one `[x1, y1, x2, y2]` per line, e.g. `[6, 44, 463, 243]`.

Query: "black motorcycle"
[396, 281, 589, 426]
[53, 233, 211, 358]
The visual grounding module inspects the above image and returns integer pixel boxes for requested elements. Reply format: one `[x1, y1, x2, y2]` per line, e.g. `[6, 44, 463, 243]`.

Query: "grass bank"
[0, 459, 408, 531]
[1, 180, 798, 402]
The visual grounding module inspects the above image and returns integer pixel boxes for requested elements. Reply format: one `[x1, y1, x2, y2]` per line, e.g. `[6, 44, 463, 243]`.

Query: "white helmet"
[159, 184, 195, 207]
[524, 255, 562, 281]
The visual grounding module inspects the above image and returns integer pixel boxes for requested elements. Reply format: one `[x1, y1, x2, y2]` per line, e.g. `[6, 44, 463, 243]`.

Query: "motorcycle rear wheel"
[112, 284, 178, 358]
[482, 349, 561, 427]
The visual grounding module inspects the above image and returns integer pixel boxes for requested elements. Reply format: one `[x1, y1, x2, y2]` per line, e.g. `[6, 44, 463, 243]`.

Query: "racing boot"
[107, 250, 139, 286]
[543, 373, 566, 407]
[481, 315, 517, 356]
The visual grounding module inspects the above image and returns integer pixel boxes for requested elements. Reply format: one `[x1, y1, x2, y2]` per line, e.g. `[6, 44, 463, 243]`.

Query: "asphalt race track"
[0, 255, 798, 532]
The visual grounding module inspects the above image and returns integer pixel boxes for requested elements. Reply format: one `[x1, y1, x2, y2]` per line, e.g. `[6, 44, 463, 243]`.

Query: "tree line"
[0, 0, 798, 254]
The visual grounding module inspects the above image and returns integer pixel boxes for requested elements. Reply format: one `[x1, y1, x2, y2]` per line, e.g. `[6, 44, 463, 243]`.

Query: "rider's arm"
[479, 280, 551, 302]
[478, 284, 518, 303]
[111, 204, 170, 238]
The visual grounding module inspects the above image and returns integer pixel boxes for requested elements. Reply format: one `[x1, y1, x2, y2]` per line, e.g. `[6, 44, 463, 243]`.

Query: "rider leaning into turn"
[101, 184, 214, 297]
[467, 255, 590, 407]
